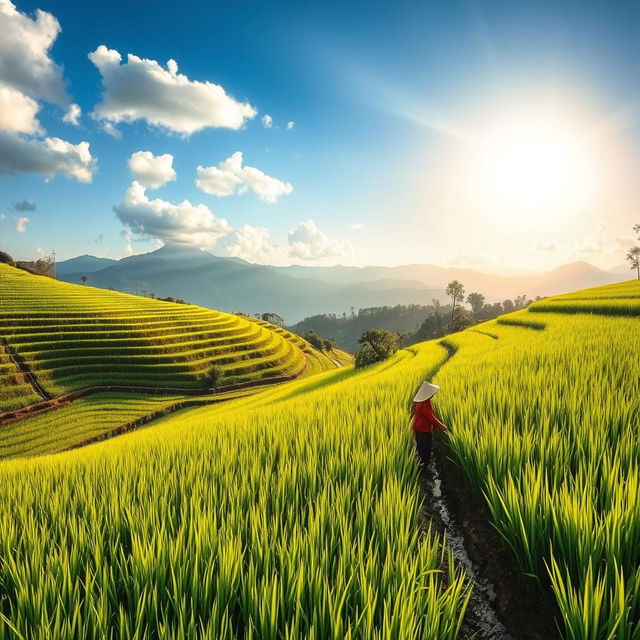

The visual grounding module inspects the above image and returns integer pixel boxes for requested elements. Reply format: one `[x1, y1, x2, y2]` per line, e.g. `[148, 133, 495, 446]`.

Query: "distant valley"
[57, 244, 630, 324]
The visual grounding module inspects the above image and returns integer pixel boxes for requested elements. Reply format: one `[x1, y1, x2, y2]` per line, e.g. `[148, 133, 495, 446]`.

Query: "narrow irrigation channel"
[429, 442, 562, 640]
[421, 459, 510, 640]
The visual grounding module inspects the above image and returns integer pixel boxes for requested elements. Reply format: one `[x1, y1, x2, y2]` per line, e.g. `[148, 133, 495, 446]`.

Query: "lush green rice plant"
[0, 263, 328, 401]
[0, 340, 470, 638]
[436, 280, 640, 638]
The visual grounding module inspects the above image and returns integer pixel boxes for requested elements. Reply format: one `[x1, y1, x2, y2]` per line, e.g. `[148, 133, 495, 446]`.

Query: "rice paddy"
[0, 339, 471, 639]
[0, 273, 638, 638]
[438, 278, 640, 639]
[0, 264, 315, 404]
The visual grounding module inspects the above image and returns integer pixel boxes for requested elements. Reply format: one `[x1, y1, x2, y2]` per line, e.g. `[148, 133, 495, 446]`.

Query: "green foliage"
[445, 280, 465, 302]
[321, 338, 335, 351]
[297, 329, 336, 354]
[16, 257, 55, 277]
[300, 329, 324, 350]
[452, 306, 473, 332]
[437, 278, 640, 639]
[157, 296, 187, 304]
[292, 303, 452, 352]
[354, 343, 379, 367]
[0, 340, 471, 637]
[354, 329, 399, 368]
[466, 292, 485, 318]
[445, 280, 465, 330]
[209, 363, 225, 387]
[261, 312, 285, 327]
[0, 263, 307, 405]
[626, 245, 640, 278]
[0, 250, 15, 267]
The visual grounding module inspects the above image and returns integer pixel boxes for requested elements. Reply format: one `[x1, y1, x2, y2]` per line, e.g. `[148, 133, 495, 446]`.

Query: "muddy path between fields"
[428, 442, 562, 639]
[417, 336, 561, 639]
[1, 337, 51, 401]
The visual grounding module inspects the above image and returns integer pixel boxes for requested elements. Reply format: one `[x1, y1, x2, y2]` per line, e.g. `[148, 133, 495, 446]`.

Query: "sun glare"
[468, 110, 599, 231]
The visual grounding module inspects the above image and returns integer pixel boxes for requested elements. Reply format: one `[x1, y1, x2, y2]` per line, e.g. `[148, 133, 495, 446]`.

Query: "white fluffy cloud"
[0, 86, 41, 134]
[14, 216, 28, 232]
[286, 121, 295, 130]
[196, 151, 293, 203]
[120, 230, 134, 255]
[224, 225, 276, 262]
[288, 220, 349, 260]
[0, 1, 68, 103]
[128, 150, 176, 189]
[62, 103, 81, 126]
[88, 46, 257, 135]
[0, 131, 96, 182]
[261, 114, 273, 128]
[114, 181, 231, 249]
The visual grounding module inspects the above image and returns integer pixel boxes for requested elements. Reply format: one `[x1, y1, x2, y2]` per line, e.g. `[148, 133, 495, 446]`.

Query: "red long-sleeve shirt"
[413, 399, 446, 433]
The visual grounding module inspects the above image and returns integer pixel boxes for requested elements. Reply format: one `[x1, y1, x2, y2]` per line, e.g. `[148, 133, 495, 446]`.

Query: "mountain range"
[57, 245, 631, 323]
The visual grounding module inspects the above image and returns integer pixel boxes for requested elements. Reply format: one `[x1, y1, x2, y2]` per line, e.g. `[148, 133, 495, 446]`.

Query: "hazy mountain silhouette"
[276, 260, 628, 299]
[58, 246, 630, 323]
[56, 254, 118, 274]
[58, 245, 442, 322]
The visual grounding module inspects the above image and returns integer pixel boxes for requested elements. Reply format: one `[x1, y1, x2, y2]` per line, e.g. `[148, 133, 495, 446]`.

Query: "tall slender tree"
[626, 224, 640, 279]
[445, 280, 465, 331]
[627, 246, 640, 279]
[466, 292, 485, 320]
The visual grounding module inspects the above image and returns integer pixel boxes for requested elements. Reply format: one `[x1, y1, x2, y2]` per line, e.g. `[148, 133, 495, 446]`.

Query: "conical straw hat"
[413, 381, 440, 402]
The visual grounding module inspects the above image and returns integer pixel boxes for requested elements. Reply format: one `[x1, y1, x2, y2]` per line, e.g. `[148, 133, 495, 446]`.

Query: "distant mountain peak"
[550, 261, 605, 275]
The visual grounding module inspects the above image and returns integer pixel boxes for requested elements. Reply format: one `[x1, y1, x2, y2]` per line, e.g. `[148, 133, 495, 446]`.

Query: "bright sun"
[468, 110, 598, 230]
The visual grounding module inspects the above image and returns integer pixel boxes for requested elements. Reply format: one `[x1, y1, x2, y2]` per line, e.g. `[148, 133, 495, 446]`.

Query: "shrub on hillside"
[354, 344, 380, 368]
[0, 251, 15, 267]
[354, 329, 399, 368]
[452, 307, 474, 332]
[209, 364, 225, 387]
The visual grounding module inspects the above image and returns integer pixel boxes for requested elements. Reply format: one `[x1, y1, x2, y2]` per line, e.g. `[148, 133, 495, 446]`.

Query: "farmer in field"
[412, 381, 447, 466]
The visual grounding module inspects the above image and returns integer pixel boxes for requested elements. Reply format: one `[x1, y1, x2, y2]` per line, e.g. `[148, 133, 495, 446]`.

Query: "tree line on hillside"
[349, 281, 542, 368]
[290, 289, 538, 353]
[0, 251, 55, 277]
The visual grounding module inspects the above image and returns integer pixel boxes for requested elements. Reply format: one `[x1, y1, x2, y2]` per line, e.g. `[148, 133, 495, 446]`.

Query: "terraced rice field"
[250, 320, 346, 376]
[0, 264, 313, 407]
[437, 278, 640, 638]
[0, 337, 471, 639]
[528, 280, 640, 315]
[0, 277, 637, 638]
[0, 388, 262, 459]
[0, 346, 41, 412]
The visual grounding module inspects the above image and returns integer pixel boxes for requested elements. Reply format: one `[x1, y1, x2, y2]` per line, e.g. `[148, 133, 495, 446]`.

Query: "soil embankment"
[1, 337, 51, 401]
[433, 440, 561, 639]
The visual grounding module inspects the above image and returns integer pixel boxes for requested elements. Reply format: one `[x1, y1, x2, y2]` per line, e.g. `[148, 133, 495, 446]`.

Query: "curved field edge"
[435, 281, 640, 639]
[0, 264, 324, 408]
[0, 340, 472, 639]
[2, 278, 635, 638]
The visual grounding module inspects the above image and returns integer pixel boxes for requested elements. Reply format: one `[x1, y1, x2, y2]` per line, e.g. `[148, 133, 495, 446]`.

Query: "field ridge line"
[1, 337, 51, 401]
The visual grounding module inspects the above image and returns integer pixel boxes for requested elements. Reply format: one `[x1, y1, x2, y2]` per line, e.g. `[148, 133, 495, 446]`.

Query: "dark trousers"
[414, 431, 432, 466]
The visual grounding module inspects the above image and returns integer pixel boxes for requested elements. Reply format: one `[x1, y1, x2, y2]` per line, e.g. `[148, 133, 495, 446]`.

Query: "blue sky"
[1, 0, 639, 270]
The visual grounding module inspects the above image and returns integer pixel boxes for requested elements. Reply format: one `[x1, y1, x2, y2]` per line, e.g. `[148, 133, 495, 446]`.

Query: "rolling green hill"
[0, 278, 637, 638]
[0, 263, 345, 412]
